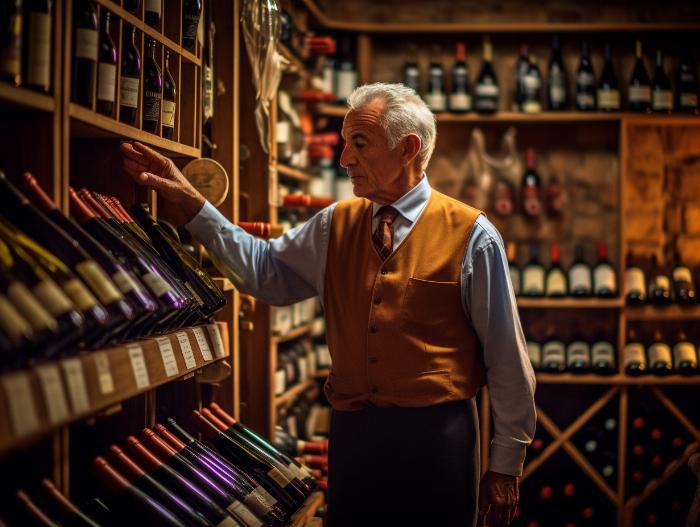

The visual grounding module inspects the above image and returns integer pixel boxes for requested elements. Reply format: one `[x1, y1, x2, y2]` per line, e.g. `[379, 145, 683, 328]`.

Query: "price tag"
[1, 372, 40, 437]
[93, 352, 114, 395]
[193, 327, 213, 361]
[61, 358, 90, 414]
[207, 324, 226, 358]
[176, 332, 197, 369]
[35, 364, 70, 424]
[156, 337, 179, 377]
[128, 345, 150, 389]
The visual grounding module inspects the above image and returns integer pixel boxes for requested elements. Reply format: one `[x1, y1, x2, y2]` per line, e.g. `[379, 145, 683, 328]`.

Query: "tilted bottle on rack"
[96, 10, 116, 116]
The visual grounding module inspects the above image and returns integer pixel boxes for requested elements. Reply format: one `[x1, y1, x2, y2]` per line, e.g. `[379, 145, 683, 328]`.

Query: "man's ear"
[401, 134, 422, 166]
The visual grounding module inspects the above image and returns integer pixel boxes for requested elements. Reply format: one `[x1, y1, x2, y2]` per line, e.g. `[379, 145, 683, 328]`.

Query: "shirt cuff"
[488, 442, 527, 477]
[184, 201, 230, 243]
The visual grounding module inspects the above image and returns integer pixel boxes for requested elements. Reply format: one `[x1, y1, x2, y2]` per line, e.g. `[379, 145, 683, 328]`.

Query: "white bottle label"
[75, 28, 98, 61]
[592, 342, 615, 363]
[32, 278, 73, 317]
[97, 63, 116, 103]
[176, 332, 197, 369]
[276, 120, 290, 143]
[624, 268, 646, 296]
[141, 271, 173, 298]
[425, 92, 447, 112]
[681, 93, 698, 108]
[267, 467, 292, 488]
[569, 264, 592, 293]
[111, 269, 137, 294]
[652, 90, 673, 110]
[476, 83, 499, 97]
[522, 267, 545, 295]
[146, 0, 161, 13]
[543, 341, 565, 364]
[449, 93, 471, 111]
[207, 324, 226, 358]
[35, 364, 70, 424]
[11, 281, 58, 331]
[93, 351, 115, 395]
[128, 345, 150, 389]
[62, 278, 99, 311]
[566, 341, 591, 367]
[336, 70, 358, 100]
[193, 327, 213, 361]
[162, 100, 176, 128]
[156, 337, 179, 377]
[28, 12, 51, 89]
[623, 343, 646, 368]
[673, 266, 692, 284]
[76, 260, 123, 304]
[648, 343, 672, 365]
[216, 518, 240, 527]
[597, 89, 620, 109]
[629, 85, 651, 103]
[546, 270, 567, 296]
[673, 342, 697, 368]
[654, 276, 671, 292]
[251, 486, 278, 507]
[594, 265, 617, 294]
[0, 295, 32, 341]
[527, 341, 541, 368]
[227, 500, 263, 527]
[61, 358, 90, 414]
[274, 369, 286, 396]
[2, 372, 40, 437]
[120, 76, 140, 109]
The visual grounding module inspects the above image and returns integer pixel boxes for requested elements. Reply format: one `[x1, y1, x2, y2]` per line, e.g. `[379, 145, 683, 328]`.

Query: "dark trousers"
[327, 398, 480, 527]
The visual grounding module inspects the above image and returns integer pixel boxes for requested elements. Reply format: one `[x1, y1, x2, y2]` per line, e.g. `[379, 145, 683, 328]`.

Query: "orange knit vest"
[323, 189, 486, 411]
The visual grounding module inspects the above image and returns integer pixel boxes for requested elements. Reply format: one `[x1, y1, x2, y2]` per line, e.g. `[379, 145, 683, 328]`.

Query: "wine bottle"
[597, 42, 620, 111]
[651, 50, 673, 113]
[575, 41, 596, 111]
[676, 49, 699, 114]
[124, 0, 140, 12]
[591, 329, 616, 374]
[95, 11, 116, 116]
[521, 148, 542, 218]
[424, 45, 446, 112]
[648, 254, 671, 306]
[0, 0, 22, 86]
[39, 479, 101, 527]
[162, 50, 176, 139]
[273, 426, 328, 457]
[144, 0, 161, 28]
[403, 44, 420, 94]
[628, 41, 651, 112]
[649, 329, 672, 376]
[14, 489, 58, 527]
[542, 326, 566, 372]
[491, 174, 516, 217]
[474, 36, 499, 114]
[593, 242, 617, 298]
[335, 35, 357, 103]
[119, 24, 140, 126]
[673, 330, 698, 375]
[91, 457, 184, 527]
[521, 54, 542, 114]
[513, 42, 529, 111]
[569, 244, 592, 297]
[202, 8, 214, 125]
[624, 251, 646, 306]
[671, 251, 696, 306]
[547, 34, 567, 111]
[23, 0, 52, 92]
[448, 43, 470, 112]
[522, 243, 545, 297]
[566, 324, 591, 373]
[72, 0, 98, 108]
[506, 242, 520, 296]
[527, 339, 541, 371]
[142, 37, 162, 134]
[545, 243, 567, 297]
[182, 0, 202, 51]
[624, 327, 647, 376]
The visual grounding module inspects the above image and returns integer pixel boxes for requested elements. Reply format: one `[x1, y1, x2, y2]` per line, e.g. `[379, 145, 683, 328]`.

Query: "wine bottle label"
[146, 0, 161, 13]
[183, 14, 199, 41]
[425, 92, 447, 112]
[623, 343, 646, 368]
[75, 28, 98, 61]
[336, 70, 358, 100]
[569, 265, 592, 292]
[404, 67, 420, 93]
[475, 83, 499, 97]
[156, 337, 179, 377]
[28, 12, 52, 89]
[1, 372, 40, 437]
[594, 265, 617, 294]
[97, 63, 116, 102]
[35, 364, 70, 424]
[0, 14, 21, 77]
[653, 275, 671, 292]
[144, 92, 161, 122]
[527, 341, 542, 368]
[251, 486, 278, 508]
[192, 327, 213, 361]
[61, 358, 90, 414]
[216, 518, 238, 527]
[120, 76, 140, 109]
[10, 281, 58, 331]
[681, 93, 698, 108]
[577, 71, 595, 87]
[76, 260, 124, 305]
[509, 266, 520, 295]
[522, 100, 542, 114]
[93, 351, 115, 395]
[32, 278, 74, 317]
[576, 92, 595, 107]
[566, 341, 591, 366]
[316, 344, 332, 368]
[0, 294, 33, 341]
[227, 500, 263, 527]
[176, 331, 197, 369]
[629, 85, 651, 102]
[648, 343, 672, 365]
[449, 93, 471, 111]
[652, 90, 673, 110]
[141, 271, 173, 298]
[267, 467, 292, 488]
[298, 356, 308, 382]
[128, 345, 150, 389]
[673, 342, 698, 368]
[111, 269, 138, 294]
[184, 281, 205, 306]
[162, 100, 176, 128]
[673, 266, 692, 284]
[597, 89, 620, 109]
[522, 267, 545, 295]
[63, 278, 99, 312]
[592, 342, 615, 363]
[207, 324, 226, 358]
[545, 270, 567, 296]
[543, 341, 565, 363]
[203, 65, 214, 120]
[276, 120, 291, 143]
[549, 84, 566, 104]
[274, 369, 286, 395]
[624, 268, 646, 297]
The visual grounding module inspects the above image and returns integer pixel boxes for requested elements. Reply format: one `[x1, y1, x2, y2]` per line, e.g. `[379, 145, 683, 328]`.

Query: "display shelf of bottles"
[518, 298, 624, 309]
[624, 304, 700, 320]
[69, 103, 201, 158]
[273, 323, 314, 344]
[212, 276, 235, 292]
[278, 43, 307, 76]
[277, 162, 314, 183]
[289, 491, 324, 527]
[313, 368, 330, 379]
[0, 322, 229, 457]
[275, 379, 318, 408]
[536, 373, 700, 385]
[0, 83, 55, 113]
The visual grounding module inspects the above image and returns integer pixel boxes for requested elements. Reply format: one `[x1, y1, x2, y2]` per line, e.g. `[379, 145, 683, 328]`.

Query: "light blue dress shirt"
[186, 175, 536, 477]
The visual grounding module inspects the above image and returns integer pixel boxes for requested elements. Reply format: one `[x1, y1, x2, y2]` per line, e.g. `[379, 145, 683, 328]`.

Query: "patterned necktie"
[373, 206, 399, 260]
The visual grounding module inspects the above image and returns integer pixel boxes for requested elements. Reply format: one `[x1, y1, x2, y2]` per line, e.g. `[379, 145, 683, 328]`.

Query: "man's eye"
[355, 142, 366, 148]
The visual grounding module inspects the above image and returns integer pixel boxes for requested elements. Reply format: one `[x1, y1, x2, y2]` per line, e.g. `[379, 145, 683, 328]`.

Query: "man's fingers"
[134, 171, 174, 190]
[119, 141, 148, 163]
[123, 158, 149, 176]
[132, 141, 163, 163]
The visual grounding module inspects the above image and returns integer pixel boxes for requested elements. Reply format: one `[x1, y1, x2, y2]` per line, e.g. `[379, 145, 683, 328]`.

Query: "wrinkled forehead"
[341, 99, 386, 140]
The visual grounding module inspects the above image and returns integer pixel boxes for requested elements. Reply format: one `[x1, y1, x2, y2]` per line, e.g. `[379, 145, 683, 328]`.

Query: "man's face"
[339, 99, 406, 204]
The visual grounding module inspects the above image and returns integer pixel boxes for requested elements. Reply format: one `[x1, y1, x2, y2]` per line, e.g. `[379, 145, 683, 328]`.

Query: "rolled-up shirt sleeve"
[462, 216, 537, 477]
[185, 201, 335, 306]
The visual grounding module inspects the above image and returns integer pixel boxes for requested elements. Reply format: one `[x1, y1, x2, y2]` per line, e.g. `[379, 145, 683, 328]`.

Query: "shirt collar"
[372, 175, 431, 223]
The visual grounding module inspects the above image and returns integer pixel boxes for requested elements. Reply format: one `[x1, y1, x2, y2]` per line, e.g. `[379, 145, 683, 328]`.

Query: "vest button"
[380, 268, 388, 275]
[373, 297, 382, 305]
[369, 325, 378, 333]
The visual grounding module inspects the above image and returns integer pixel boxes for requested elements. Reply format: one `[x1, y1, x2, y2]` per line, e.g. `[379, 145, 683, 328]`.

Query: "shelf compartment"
[276, 163, 314, 183]
[0, 322, 229, 457]
[290, 491, 324, 527]
[0, 83, 55, 113]
[624, 305, 700, 320]
[517, 298, 624, 309]
[275, 379, 318, 407]
[273, 323, 314, 344]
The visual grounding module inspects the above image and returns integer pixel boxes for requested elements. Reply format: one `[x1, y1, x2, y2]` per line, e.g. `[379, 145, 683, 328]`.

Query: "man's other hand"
[120, 141, 205, 225]
[478, 470, 519, 527]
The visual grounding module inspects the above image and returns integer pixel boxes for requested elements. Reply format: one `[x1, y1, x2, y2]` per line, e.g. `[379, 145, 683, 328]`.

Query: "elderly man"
[121, 83, 536, 527]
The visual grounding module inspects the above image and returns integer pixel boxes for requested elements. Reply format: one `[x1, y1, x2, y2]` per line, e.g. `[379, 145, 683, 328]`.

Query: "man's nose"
[339, 144, 355, 168]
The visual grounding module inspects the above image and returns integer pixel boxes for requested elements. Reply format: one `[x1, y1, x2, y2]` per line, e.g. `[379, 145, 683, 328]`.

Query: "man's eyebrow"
[350, 132, 368, 140]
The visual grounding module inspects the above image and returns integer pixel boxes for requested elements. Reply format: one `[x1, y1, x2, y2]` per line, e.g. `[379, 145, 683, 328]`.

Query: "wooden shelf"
[313, 368, 330, 379]
[536, 373, 700, 385]
[0, 322, 230, 457]
[517, 298, 623, 309]
[278, 43, 307, 76]
[625, 304, 700, 320]
[277, 163, 314, 183]
[273, 323, 314, 344]
[0, 83, 55, 112]
[70, 103, 200, 158]
[275, 379, 317, 407]
[290, 491, 324, 527]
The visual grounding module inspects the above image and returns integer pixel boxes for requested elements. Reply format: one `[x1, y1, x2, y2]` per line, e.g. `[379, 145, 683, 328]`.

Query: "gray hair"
[347, 83, 437, 171]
